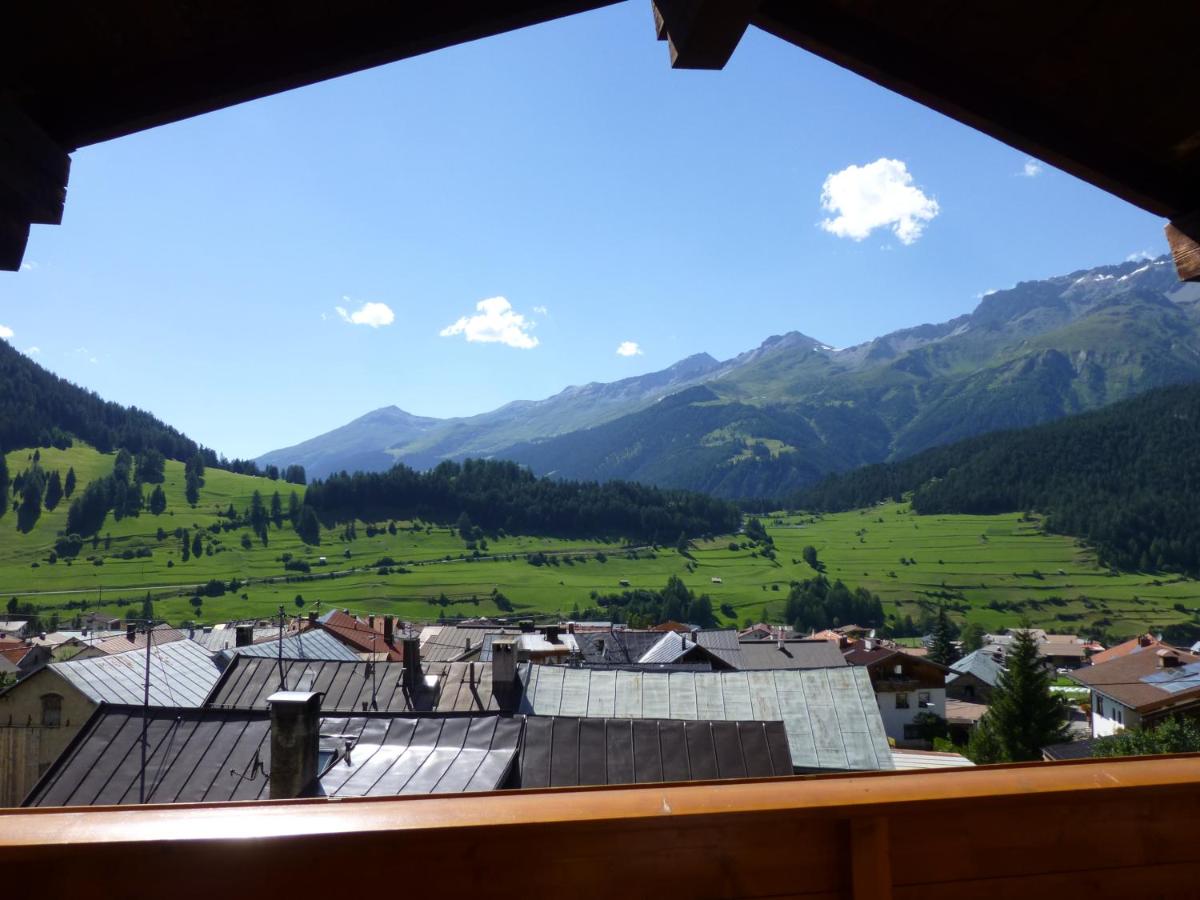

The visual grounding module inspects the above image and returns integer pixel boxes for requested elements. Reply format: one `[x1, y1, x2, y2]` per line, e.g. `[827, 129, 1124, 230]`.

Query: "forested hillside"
[305, 458, 741, 543]
[795, 383, 1200, 575]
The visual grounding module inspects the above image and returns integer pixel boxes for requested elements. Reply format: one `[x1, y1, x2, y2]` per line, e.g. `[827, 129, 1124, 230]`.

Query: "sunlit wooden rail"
[2, 754, 1198, 899]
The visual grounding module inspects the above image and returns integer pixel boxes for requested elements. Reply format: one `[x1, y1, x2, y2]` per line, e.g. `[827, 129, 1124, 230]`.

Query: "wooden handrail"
[2, 755, 1199, 898]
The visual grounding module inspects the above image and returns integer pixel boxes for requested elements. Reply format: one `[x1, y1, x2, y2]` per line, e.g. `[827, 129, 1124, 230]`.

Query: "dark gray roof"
[947, 649, 1003, 688]
[735, 640, 848, 670]
[517, 717, 792, 788]
[420, 625, 513, 663]
[190, 625, 279, 652]
[572, 630, 666, 665]
[205, 657, 516, 714]
[218, 629, 360, 663]
[517, 665, 892, 772]
[1042, 738, 1100, 761]
[693, 630, 745, 668]
[25, 706, 522, 807]
[50, 639, 222, 707]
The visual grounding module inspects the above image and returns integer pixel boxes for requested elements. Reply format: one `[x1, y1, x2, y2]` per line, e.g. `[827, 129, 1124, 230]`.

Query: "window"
[895, 692, 910, 709]
[40, 693, 62, 727]
[964, 684, 975, 699]
[918, 691, 932, 709]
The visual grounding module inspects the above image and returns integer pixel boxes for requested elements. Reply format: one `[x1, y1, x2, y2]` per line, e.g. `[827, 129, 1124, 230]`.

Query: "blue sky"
[0, 3, 1168, 460]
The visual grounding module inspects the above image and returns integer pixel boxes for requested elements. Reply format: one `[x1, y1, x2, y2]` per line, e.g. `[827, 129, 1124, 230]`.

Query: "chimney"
[491, 637, 517, 705]
[384, 615, 395, 645]
[402, 635, 422, 688]
[545, 625, 561, 644]
[865, 638, 875, 651]
[307, 611, 317, 625]
[267, 691, 321, 800]
[567, 622, 575, 634]
[1157, 649, 1180, 668]
[1139, 634, 1153, 647]
[126, 623, 137, 642]
[236, 625, 255, 647]
[368, 614, 375, 630]
[520, 620, 534, 634]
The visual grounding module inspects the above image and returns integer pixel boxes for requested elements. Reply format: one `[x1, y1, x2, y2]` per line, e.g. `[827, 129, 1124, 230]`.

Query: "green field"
[3, 445, 1199, 637]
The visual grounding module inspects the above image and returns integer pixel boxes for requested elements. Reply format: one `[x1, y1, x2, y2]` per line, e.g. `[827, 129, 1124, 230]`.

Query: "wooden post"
[1166, 213, 1200, 282]
[850, 816, 892, 900]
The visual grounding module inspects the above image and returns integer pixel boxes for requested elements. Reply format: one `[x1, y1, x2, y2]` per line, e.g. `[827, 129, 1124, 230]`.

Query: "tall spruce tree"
[44, 469, 63, 510]
[927, 604, 959, 665]
[63, 466, 76, 498]
[968, 625, 1069, 762]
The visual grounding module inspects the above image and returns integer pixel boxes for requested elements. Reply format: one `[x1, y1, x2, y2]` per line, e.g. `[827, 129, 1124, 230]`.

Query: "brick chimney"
[235, 625, 255, 647]
[267, 691, 321, 799]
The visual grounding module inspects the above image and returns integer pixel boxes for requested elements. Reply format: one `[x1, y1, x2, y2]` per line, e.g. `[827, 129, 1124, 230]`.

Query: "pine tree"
[270, 491, 283, 529]
[63, 466, 76, 498]
[960, 622, 986, 654]
[927, 604, 959, 665]
[288, 491, 301, 526]
[296, 506, 321, 545]
[44, 469, 63, 510]
[149, 485, 167, 515]
[969, 625, 1069, 762]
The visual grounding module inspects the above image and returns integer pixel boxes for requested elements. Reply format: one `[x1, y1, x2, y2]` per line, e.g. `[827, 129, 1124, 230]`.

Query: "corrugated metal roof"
[205, 657, 515, 714]
[735, 640, 848, 670]
[890, 748, 975, 770]
[517, 716, 792, 787]
[218, 629, 360, 663]
[52, 640, 222, 707]
[517, 665, 893, 772]
[24, 707, 522, 807]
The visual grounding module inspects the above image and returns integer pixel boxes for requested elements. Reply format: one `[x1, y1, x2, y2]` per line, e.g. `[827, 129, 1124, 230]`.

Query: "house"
[0, 621, 30, 641]
[1070, 645, 1200, 737]
[0, 642, 52, 682]
[419, 623, 520, 663]
[735, 639, 848, 670]
[946, 649, 1003, 702]
[1088, 633, 1159, 667]
[844, 647, 948, 749]
[317, 609, 405, 661]
[945, 699, 990, 743]
[0, 639, 223, 807]
[737, 622, 795, 642]
[71, 624, 188, 660]
[216, 628, 361, 664]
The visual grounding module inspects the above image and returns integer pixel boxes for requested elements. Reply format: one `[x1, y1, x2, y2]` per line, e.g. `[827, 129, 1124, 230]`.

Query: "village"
[3, 609, 1189, 808]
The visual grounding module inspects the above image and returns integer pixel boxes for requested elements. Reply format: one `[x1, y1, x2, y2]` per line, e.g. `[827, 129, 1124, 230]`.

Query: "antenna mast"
[140, 615, 152, 804]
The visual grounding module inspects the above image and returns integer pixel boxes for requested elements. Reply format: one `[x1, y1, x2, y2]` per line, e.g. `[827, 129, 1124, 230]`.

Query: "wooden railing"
[2, 754, 1199, 898]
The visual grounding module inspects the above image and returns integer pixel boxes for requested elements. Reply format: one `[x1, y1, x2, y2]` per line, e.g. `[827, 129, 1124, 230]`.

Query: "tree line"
[793, 383, 1200, 576]
[304, 458, 741, 543]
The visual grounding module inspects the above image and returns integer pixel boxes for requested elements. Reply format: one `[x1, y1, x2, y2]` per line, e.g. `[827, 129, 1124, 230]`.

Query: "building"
[317, 609, 405, 661]
[0, 621, 30, 641]
[1070, 645, 1200, 737]
[845, 647, 948, 748]
[0, 640, 222, 806]
[945, 649, 1003, 703]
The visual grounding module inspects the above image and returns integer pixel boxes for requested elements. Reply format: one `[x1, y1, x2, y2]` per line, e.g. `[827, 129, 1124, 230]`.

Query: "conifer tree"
[270, 491, 283, 529]
[968, 625, 1069, 762]
[44, 469, 63, 510]
[63, 466, 76, 498]
[149, 485, 167, 515]
[927, 604, 959, 665]
[0, 451, 9, 511]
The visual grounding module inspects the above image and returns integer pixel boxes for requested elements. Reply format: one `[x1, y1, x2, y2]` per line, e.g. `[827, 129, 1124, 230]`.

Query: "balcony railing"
[1, 754, 1197, 898]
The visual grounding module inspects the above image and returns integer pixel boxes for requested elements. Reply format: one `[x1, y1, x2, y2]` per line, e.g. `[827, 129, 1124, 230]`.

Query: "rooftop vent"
[1157, 649, 1181, 668]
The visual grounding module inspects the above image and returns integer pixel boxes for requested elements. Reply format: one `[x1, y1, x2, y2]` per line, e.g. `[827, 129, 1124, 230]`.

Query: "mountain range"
[261, 255, 1200, 497]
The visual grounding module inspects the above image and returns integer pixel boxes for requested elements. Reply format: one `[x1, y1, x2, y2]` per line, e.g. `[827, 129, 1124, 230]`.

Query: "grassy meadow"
[3, 445, 1198, 637]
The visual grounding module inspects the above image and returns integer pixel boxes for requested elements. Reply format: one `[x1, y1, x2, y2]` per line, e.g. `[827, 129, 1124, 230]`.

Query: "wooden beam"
[0, 100, 71, 271]
[653, 0, 759, 70]
[1166, 213, 1200, 282]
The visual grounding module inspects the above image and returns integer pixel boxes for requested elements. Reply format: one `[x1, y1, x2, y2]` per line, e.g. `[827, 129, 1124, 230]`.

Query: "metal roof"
[572, 630, 664, 666]
[420, 625, 513, 663]
[24, 707, 522, 807]
[51, 639, 222, 707]
[205, 657, 515, 714]
[638, 630, 697, 664]
[218, 629, 360, 663]
[191, 625, 282, 652]
[478, 631, 577, 662]
[83, 626, 187, 656]
[517, 717, 792, 788]
[890, 748, 975, 770]
[692, 630, 744, 669]
[517, 665, 893, 772]
[735, 640, 848, 671]
[947, 649, 1003, 688]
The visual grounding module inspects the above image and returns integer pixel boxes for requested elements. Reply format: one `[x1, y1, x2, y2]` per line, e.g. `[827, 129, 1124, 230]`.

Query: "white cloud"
[532, 305, 548, 316]
[26, 346, 40, 355]
[20, 260, 38, 272]
[820, 158, 939, 245]
[616, 341, 643, 357]
[1020, 159, 1044, 178]
[335, 300, 394, 328]
[72, 346, 98, 364]
[439, 297, 539, 349]
[1125, 250, 1155, 262]
[0, 324, 12, 339]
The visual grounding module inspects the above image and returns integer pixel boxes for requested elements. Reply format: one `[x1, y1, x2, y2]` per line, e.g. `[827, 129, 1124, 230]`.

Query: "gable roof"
[517, 717, 792, 788]
[317, 610, 403, 660]
[1070, 647, 1200, 714]
[419, 624, 514, 663]
[517, 665, 892, 772]
[84, 626, 187, 656]
[736, 640, 847, 670]
[205, 656, 515, 714]
[218, 629, 360, 663]
[948, 649, 1003, 688]
[573, 630, 664, 665]
[1088, 634, 1161, 667]
[692, 630, 744, 668]
[50, 639, 222, 707]
[24, 706, 522, 807]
